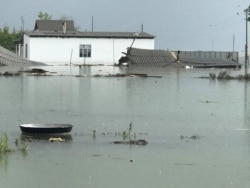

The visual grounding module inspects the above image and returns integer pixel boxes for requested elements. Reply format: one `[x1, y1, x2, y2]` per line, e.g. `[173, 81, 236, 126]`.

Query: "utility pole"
[233, 34, 235, 52]
[21, 16, 24, 34]
[92, 16, 94, 32]
[245, 6, 250, 76]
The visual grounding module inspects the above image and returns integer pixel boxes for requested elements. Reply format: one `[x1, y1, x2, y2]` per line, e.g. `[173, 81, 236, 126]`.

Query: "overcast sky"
[1, 0, 250, 52]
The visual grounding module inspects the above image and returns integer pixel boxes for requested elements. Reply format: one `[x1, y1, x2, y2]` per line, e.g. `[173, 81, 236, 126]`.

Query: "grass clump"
[0, 133, 12, 153]
[0, 133, 28, 154]
[122, 122, 134, 140]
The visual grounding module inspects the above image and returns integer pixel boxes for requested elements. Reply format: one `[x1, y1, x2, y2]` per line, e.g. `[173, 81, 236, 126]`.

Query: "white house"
[23, 20, 155, 65]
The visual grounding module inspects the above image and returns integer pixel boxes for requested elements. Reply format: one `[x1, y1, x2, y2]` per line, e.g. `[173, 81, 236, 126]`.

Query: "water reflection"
[0, 133, 28, 171]
[21, 133, 73, 142]
[2, 66, 250, 187]
[0, 153, 9, 170]
[79, 65, 92, 76]
[244, 82, 250, 127]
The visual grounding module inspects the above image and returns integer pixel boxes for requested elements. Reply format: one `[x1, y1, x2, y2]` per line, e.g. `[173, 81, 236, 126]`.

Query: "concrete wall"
[23, 35, 154, 65]
[0, 45, 44, 66]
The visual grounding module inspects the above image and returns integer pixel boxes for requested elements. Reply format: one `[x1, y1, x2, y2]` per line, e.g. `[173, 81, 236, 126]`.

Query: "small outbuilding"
[22, 20, 155, 65]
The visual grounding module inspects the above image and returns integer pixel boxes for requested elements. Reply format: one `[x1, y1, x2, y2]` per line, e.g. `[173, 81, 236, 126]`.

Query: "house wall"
[23, 35, 154, 65]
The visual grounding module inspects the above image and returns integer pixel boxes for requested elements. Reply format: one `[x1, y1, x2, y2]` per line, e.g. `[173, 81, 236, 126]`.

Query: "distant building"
[22, 20, 155, 65]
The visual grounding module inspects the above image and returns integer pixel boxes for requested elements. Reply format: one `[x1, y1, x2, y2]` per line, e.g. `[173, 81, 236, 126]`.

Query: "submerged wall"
[0, 45, 44, 66]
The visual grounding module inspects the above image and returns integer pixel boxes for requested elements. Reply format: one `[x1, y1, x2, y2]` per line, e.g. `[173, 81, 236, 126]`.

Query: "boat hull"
[19, 123, 73, 134]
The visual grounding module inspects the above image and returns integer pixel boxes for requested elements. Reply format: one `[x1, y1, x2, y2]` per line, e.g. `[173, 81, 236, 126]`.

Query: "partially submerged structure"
[0, 45, 44, 66]
[119, 47, 177, 67]
[119, 48, 241, 68]
[22, 20, 155, 65]
[179, 51, 241, 68]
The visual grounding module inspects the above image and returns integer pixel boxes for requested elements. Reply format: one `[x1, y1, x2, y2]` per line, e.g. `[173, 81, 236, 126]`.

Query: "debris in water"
[180, 134, 201, 140]
[113, 139, 148, 146]
[25, 68, 48, 74]
[49, 137, 65, 142]
[200, 71, 250, 80]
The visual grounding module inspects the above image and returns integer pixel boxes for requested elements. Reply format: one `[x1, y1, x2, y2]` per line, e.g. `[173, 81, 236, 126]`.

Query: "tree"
[59, 15, 72, 20]
[0, 26, 21, 52]
[59, 15, 80, 31]
[38, 11, 52, 20]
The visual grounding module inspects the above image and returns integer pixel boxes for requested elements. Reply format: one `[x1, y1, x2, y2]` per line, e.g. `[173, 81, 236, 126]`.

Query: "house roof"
[25, 20, 155, 39]
[179, 54, 241, 68]
[124, 48, 241, 68]
[25, 30, 155, 39]
[34, 20, 76, 31]
[125, 48, 176, 66]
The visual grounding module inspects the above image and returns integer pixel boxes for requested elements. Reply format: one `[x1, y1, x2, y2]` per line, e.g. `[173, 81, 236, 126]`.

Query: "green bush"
[0, 26, 22, 52]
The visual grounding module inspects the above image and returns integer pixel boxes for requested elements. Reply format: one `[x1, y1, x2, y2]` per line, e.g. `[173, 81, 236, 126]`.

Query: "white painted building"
[23, 20, 155, 65]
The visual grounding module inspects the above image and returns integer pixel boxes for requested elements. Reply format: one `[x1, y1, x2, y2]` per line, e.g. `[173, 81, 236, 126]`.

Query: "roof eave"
[24, 32, 155, 39]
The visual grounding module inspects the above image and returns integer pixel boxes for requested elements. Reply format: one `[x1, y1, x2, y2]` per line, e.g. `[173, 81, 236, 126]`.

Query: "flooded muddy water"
[1, 65, 250, 188]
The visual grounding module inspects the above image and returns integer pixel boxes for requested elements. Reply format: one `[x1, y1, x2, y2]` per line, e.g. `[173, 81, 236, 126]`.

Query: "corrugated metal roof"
[180, 56, 241, 68]
[178, 51, 241, 68]
[121, 48, 241, 68]
[126, 48, 176, 66]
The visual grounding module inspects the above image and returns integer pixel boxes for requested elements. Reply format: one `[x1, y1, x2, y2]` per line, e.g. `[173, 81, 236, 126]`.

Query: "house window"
[79, 45, 91, 57]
